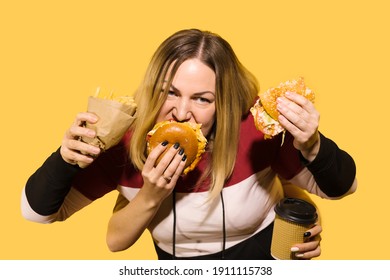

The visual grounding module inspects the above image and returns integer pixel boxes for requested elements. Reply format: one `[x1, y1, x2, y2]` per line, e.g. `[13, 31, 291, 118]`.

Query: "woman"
[22, 29, 356, 259]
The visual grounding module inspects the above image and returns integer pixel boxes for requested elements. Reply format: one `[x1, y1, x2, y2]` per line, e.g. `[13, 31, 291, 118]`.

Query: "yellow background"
[1, 0, 389, 260]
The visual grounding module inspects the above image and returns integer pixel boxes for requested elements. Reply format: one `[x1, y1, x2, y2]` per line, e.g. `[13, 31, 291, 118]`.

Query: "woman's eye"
[163, 89, 176, 96]
[161, 89, 177, 97]
[195, 97, 211, 103]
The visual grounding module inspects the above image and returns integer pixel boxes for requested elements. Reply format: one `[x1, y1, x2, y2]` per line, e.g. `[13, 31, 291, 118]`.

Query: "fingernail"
[295, 253, 304, 258]
[304, 232, 311, 238]
[178, 148, 184, 155]
[291, 247, 300, 252]
[161, 141, 168, 146]
[173, 142, 180, 149]
[182, 155, 187, 161]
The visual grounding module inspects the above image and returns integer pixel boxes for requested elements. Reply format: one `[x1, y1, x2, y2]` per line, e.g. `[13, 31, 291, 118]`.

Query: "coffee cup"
[271, 197, 318, 260]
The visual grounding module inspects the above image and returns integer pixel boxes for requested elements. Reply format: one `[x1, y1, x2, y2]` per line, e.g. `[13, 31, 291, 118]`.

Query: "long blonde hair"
[130, 29, 259, 198]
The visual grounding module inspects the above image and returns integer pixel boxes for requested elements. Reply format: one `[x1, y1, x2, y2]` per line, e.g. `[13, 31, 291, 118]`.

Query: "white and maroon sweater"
[21, 113, 357, 258]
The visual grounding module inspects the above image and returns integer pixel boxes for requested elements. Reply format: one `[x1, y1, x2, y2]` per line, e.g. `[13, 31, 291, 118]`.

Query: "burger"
[146, 121, 208, 174]
[250, 77, 315, 139]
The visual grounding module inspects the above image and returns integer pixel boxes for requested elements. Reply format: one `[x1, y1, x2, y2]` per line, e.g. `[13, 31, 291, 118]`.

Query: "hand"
[291, 223, 322, 259]
[60, 112, 101, 167]
[276, 91, 320, 161]
[139, 141, 187, 206]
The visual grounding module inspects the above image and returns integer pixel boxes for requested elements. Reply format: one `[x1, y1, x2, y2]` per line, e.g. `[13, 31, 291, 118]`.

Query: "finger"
[294, 238, 321, 251]
[163, 148, 187, 181]
[284, 91, 315, 111]
[294, 244, 321, 259]
[74, 112, 99, 126]
[154, 143, 181, 174]
[277, 96, 310, 130]
[144, 141, 181, 175]
[304, 224, 323, 238]
[60, 144, 96, 165]
[67, 125, 97, 140]
[277, 100, 320, 147]
[66, 138, 101, 155]
[144, 141, 169, 172]
[278, 113, 302, 137]
[65, 113, 99, 140]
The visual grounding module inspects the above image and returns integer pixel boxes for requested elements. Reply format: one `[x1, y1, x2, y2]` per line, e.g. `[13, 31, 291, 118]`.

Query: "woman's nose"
[172, 100, 192, 122]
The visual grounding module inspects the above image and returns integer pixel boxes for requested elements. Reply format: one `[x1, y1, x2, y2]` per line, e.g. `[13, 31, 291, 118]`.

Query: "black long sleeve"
[25, 148, 81, 215]
[300, 133, 356, 197]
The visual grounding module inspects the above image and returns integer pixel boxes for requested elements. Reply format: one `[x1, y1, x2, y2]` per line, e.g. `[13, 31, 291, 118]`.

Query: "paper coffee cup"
[271, 198, 317, 260]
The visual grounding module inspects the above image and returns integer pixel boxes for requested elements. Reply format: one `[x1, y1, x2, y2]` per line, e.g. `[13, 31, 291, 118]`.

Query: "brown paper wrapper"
[78, 95, 137, 168]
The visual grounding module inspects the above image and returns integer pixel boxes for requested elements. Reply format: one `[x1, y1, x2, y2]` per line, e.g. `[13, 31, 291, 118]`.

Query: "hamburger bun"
[250, 77, 315, 139]
[147, 121, 207, 174]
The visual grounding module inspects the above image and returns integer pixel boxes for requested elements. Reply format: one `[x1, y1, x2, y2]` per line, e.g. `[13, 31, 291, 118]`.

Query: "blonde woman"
[22, 29, 356, 259]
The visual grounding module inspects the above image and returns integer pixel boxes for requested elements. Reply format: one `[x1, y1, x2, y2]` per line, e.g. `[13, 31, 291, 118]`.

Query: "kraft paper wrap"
[78, 96, 137, 168]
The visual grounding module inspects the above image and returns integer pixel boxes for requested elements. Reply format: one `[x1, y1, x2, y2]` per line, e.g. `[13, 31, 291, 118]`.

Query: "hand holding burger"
[251, 77, 321, 161]
[147, 121, 208, 175]
[250, 77, 315, 139]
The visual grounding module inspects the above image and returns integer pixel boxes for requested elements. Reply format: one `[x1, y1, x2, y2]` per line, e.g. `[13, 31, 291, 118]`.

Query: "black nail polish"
[182, 155, 187, 161]
[303, 232, 311, 238]
[178, 148, 184, 155]
[173, 142, 180, 149]
[161, 140, 168, 146]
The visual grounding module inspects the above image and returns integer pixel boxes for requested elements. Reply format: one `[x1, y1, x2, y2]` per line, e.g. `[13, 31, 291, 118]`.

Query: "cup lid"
[274, 197, 318, 224]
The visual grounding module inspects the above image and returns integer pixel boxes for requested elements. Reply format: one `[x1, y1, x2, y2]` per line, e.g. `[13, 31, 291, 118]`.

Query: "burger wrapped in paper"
[78, 88, 137, 168]
[146, 121, 207, 175]
[250, 77, 315, 139]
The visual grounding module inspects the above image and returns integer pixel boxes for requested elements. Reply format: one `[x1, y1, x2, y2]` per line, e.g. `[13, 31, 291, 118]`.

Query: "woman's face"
[157, 58, 216, 137]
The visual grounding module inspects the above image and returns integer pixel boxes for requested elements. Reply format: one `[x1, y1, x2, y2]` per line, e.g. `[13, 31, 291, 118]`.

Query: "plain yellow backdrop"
[1, 0, 389, 260]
